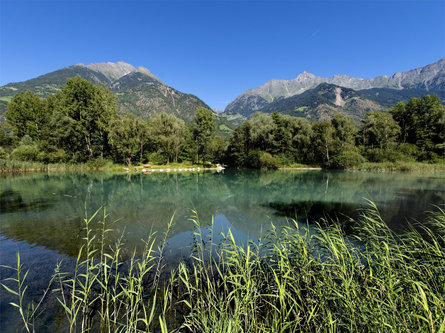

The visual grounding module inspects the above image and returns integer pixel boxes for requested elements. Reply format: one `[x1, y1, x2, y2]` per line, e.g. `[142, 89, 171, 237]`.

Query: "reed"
[2, 203, 445, 332]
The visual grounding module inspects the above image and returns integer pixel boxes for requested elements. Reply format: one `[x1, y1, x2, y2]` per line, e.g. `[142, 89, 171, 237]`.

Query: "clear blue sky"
[1, 0, 444, 110]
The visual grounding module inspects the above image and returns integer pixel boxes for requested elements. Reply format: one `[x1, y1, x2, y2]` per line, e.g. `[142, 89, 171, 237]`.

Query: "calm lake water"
[1, 169, 444, 331]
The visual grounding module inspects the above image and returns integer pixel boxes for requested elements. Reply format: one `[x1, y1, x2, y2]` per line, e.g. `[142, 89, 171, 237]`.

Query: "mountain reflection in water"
[0, 170, 444, 332]
[1, 170, 444, 258]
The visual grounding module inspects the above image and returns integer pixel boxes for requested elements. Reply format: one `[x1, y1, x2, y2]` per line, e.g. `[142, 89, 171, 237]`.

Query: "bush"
[147, 151, 167, 165]
[246, 150, 281, 169]
[259, 151, 280, 169]
[329, 150, 365, 169]
[365, 148, 415, 163]
[0, 146, 7, 159]
[11, 145, 39, 161]
[398, 143, 420, 159]
[37, 149, 67, 163]
[86, 157, 113, 170]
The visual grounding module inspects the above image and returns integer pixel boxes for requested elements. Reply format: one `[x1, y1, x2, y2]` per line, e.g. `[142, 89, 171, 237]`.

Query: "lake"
[1, 169, 444, 331]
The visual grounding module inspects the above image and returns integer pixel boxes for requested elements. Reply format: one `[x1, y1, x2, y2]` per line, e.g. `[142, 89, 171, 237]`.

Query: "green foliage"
[0, 122, 18, 148]
[360, 112, 400, 149]
[193, 107, 216, 162]
[54, 77, 119, 162]
[208, 136, 226, 163]
[148, 112, 189, 164]
[259, 151, 281, 169]
[328, 150, 365, 169]
[5, 90, 50, 140]
[0, 146, 7, 159]
[10, 145, 39, 161]
[2, 80, 443, 170]
[147, 151, 168, 165]
[36, 149, 67, 164]
[3, 205, 445, 331]
[86, 157, 113, 170]
[109, 114, 147, 165]
[390, 95, 445, 156]
[226, 95, 445, 169]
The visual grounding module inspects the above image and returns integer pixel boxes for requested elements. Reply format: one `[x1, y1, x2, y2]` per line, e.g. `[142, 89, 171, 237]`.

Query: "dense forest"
[0, 77, 444, 169]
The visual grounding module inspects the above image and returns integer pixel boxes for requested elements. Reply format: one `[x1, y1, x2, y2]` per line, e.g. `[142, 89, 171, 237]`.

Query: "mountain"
[257, 83, 385, 122]
[0, 61, 210, 123]
[224, 58, 445, 120]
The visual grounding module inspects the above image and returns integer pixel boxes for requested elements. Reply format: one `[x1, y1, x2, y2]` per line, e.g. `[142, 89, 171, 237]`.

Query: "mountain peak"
[85, 61, 136, 81]
[224, 58, 445, 116]
[296, 71, 316, 79]
[133, 66, 162, 83]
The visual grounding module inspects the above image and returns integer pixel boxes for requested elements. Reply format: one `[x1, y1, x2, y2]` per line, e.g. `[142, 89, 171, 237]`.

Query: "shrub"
[0, 146, 7, 159]
[246, 150, 281, 169]
[86, 157, 113, 170]
[147, 151, 167, 165]
[365, 148, 415, 163]
[11, 145, 39, 161]
[37, 149, 67, 163]
[329, 150, 365, 169]
[259, 151, 280, 169]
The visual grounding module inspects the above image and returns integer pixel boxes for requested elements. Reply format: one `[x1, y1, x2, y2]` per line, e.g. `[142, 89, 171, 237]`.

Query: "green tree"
[109, 114, 147, 165]
[248, 113, 276, 151]
[312, 121, 335, 165]
[390, 95, 445, 159]
[52, 77, 119, 162]
[270, 112, 292, 156]
[208, 136, 227, 163]
[0, 122, 18, 149]
[148, 112, 188, 163]
[226, 122, 251, 167]
[331, 113, 358, 153]
[282, 115, 313, 163]
[390, 101, 414, 143]
[5, 90, 50, 140]
[360, 112, 400, 149]
[193, 107, 216, 163]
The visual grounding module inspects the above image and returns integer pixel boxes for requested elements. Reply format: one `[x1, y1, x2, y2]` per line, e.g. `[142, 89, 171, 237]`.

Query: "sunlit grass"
[2, 203, 445, 332]
[356, 161, 445, 172]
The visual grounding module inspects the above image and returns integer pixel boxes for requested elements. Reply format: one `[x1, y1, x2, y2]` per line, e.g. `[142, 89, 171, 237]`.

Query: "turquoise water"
[0, 170, 444, 331]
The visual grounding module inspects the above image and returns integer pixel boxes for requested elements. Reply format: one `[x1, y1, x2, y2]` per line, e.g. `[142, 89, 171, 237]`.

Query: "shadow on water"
[266, 200, 359, 222]
[0, 189, 54, 213]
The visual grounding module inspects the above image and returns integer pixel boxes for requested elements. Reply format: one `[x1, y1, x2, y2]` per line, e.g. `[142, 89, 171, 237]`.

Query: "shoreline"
[1, 162, 444, 174]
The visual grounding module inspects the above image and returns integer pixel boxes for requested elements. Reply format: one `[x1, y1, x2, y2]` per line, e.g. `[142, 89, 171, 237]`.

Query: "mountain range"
[0, 61, 211, 123]
[223, 58, 445, 122]
[0, 58, 444, 127]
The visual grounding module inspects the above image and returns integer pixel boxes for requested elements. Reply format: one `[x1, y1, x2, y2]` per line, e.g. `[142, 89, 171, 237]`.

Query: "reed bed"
[2, 203, 445, 332]
[355, 161, 445, 172]
[0, 160, 86, 173]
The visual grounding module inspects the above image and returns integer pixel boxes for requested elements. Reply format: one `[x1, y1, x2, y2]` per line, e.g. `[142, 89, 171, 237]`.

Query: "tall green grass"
[2, 203, 445, 332]
[0, 159, 86, 173]
[355, 161, 445, 172]
[0, 159, 127, 173]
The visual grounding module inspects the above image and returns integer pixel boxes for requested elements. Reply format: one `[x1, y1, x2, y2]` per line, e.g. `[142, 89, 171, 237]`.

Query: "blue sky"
[1, 0, 444, 110]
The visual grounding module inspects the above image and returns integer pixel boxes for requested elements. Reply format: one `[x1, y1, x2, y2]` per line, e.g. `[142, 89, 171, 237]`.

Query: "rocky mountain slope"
[0, 61, 210, 122]
[257, 83, 385, 122]
[224, 58, 445, 120]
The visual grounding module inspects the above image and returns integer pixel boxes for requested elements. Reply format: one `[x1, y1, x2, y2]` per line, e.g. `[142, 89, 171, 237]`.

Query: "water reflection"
[0, 170, 444, 332]
[0, 170, 444, 258]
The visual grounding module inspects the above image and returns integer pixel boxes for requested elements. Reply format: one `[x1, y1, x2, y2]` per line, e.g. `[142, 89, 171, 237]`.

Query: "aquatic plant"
[2, 203, 445, 332]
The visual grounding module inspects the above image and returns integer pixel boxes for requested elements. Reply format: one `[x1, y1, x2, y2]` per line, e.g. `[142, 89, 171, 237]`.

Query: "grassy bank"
[0, 159, 220, 174]
[2, 203, 445, 332]
[0, 159, 89, 173]
[354, 161, 445, 172]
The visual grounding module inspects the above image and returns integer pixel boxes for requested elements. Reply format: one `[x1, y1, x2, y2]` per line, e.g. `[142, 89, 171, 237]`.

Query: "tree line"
[226, 95, 444, 169]
[1, 77, 444, 169]
[0, 77, 219, 166]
